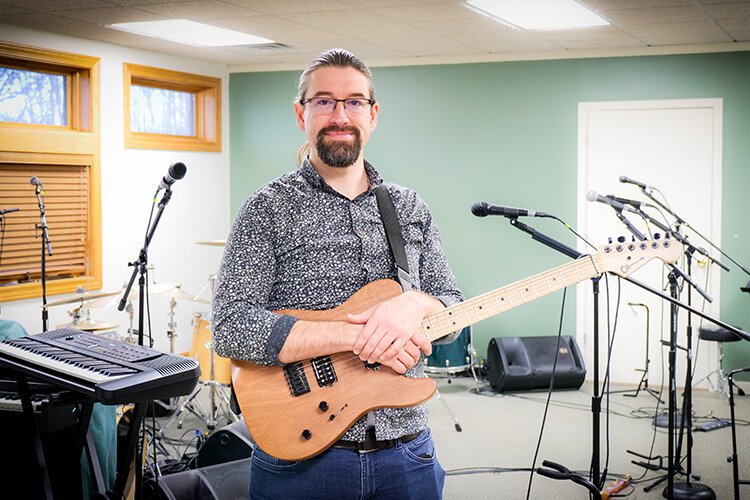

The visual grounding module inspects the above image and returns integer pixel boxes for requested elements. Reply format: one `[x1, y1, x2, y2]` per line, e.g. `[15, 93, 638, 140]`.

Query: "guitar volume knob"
[319, 401, 329, 412]
[301, 429, 312, 440]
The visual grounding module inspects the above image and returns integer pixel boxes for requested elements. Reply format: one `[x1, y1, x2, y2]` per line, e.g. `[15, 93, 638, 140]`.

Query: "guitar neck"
[421, 255, 600, 342]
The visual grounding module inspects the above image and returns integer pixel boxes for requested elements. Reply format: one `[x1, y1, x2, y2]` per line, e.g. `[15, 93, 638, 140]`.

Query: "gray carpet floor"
[153, 375, 750, 499]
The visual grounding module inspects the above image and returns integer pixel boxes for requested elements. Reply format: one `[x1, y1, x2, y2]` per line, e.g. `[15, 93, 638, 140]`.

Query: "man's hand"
[347, 291, 444, 374]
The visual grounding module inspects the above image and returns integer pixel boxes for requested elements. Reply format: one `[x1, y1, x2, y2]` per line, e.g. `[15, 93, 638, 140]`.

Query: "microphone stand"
[727, 367, 750, 500]
[501, 213, 750, 498]
[34, 184, 53, 332]
[612, 208, 715, 499]
[114, 186, 175, 499]
[118, 187, 174, 346]
[505, 217, 607, 491]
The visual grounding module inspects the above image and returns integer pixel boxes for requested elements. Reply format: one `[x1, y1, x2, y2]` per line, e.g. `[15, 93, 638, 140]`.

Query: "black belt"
[332, 429, 422, 452]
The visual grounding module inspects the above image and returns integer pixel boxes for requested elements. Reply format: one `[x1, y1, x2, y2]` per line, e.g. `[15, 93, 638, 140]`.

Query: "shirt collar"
[300, 157, 383, 196]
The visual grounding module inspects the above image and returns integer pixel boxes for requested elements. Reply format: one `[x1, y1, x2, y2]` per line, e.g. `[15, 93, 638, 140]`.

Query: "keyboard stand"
[17, 374, 54, 499]
[16, 371, 109, 499]
[112, 401, 147, 499]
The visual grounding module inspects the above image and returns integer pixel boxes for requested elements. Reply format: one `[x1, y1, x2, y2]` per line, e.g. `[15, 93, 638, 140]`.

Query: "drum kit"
[42, 239, 237, 433]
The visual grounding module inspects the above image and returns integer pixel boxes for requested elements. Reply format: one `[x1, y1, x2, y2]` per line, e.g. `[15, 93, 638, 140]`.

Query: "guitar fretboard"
[420, 255, 599, 342]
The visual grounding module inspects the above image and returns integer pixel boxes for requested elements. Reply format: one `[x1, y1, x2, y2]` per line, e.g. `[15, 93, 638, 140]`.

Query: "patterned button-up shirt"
[212, 158, 463, 443]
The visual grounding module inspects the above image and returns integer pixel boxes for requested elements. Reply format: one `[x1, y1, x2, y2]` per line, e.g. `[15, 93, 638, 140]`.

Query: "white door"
[577, 99, 723, 390]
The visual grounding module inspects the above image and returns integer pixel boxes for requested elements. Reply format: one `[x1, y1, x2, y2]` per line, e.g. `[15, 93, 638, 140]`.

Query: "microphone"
[159, 162, 187, 191]
[471, 201, 549, 218]
[0, 208, 20, 215]
[586, 190, 636, 212]
[606, 194, 647, 209]
[30, 176, 43, 187]
[619, 176, 649, 190]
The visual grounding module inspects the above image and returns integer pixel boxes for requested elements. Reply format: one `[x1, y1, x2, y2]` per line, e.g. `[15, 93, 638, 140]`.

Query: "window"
[0, 66, 68, 126]
[124, 63, 221, 151]
[0, 42, 100, 302]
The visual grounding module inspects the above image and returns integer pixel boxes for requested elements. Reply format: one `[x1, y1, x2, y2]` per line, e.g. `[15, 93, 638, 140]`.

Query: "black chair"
[695, 325, 744, 396]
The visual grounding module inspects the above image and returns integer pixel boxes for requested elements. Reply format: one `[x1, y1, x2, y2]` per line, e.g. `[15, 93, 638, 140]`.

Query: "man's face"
[295, 66, 379, 169]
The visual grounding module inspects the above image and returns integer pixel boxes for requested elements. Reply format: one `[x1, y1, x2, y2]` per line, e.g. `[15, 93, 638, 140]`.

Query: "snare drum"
[190, 312, 231, 385]
[424, 326, 472, 374]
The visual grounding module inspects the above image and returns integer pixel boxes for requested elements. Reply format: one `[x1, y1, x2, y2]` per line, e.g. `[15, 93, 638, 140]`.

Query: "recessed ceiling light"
[466, 0, 609, 30]
[110, 20, 275, 47]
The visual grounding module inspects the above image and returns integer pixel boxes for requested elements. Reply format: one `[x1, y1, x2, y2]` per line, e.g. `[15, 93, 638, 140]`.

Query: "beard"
[315, 125, 362, 168]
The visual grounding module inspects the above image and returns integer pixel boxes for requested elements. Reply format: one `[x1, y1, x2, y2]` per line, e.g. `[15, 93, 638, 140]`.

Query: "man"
[212, 48, 463, 499]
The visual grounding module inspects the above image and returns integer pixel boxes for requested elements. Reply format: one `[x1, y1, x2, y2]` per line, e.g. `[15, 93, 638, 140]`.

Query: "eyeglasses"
[300, 97, 374, 115]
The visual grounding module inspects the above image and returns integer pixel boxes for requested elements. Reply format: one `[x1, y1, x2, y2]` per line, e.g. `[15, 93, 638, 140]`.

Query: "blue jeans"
[249, 429, 445, 499]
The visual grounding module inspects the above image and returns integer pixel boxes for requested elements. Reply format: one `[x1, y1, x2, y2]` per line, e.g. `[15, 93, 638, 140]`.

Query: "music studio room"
[1, 1, 750, 499]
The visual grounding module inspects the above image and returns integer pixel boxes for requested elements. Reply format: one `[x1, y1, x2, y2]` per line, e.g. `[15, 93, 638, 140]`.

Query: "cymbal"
[196, 240, 226, 247]
[43, 290, 120, 308]
[88, 282, 210, 308]
[58, 320, 119, 332]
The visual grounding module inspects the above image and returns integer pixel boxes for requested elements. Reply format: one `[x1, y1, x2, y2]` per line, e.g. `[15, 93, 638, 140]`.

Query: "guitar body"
[231, 279, 437, 461]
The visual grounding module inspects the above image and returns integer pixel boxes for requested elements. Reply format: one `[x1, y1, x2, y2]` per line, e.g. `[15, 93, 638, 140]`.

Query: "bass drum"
[424, 326, 472, 374]
[190, 312, 231, 385]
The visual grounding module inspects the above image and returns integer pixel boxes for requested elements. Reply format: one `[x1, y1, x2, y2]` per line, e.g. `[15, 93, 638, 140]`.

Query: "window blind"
[0, 163, 90, 284]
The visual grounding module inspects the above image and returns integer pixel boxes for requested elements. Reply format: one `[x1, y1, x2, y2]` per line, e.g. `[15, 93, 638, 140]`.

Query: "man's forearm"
[277, 320, 361, 364]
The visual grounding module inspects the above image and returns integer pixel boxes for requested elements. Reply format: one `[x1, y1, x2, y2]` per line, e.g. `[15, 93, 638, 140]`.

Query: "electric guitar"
[231, 234, 681, 460]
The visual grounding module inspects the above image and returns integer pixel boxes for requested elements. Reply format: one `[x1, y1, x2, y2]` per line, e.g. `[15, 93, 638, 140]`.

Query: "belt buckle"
[358, 430, 379, 453]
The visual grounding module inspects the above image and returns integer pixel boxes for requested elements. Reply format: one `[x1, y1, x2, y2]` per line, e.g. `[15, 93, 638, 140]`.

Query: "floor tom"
[424, 326, 472, 374]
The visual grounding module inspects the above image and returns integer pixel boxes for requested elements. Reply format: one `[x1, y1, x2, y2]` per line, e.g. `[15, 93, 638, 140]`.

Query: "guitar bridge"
[363, 361, 381, 371]
[311, 356, 337, 387]
[283, 361, 311, 397]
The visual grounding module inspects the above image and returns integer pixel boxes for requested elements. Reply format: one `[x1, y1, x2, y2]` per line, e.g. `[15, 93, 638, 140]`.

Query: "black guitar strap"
[374, 185, 413, 292]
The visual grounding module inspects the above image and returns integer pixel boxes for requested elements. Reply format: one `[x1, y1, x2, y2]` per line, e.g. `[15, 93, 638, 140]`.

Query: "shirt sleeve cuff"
[434, 293, 461, 309]
[267, 314, 299, 365]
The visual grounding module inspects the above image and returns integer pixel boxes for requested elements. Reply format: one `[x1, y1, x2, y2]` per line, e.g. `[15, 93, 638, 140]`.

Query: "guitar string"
[297, 242, 674, 375]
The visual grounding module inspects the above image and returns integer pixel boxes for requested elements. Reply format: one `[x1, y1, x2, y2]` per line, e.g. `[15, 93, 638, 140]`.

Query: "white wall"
[0, 24, 231, 356]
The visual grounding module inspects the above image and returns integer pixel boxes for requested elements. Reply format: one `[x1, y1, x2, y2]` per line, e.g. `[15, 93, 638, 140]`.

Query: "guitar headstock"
[593, 233, 682, 277]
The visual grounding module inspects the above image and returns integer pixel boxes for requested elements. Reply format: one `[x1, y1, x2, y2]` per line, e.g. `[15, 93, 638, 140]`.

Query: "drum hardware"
[166, 297, 177, 354]
[56, 305, 119, 332]
[158, 275, 237, 435]
[423, 326, 474, 433]
[195, 240, 226, 247]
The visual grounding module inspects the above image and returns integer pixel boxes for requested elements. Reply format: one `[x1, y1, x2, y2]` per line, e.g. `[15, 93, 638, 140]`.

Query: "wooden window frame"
[124, 63, 221, 152]
[0, 42, 101, 302]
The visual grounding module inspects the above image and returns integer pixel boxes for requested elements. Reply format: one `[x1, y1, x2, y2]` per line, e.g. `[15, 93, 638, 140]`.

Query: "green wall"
[229, 51, 750, 378]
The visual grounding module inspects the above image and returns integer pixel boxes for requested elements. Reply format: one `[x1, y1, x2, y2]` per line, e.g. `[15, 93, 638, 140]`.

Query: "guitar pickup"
[311, 356, 337, 387]
[283, 361, 311, 397]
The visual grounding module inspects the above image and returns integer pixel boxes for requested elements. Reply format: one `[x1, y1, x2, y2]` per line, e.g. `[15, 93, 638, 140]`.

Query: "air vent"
[227, 42, 294, 53]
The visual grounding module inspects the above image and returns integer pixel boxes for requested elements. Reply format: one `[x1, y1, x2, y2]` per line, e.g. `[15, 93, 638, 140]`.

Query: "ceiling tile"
[622, 19, 728, 36]
[410, 17, 514, 35]
[367, 3, 476, 23]
[221, 0, 353, 15]
[604, 5, 709, 24]
[51, 6, 168, 24]
[450, 32, 561, 53]
[136, 1, 261, 19]
[639, 31, 735, 44]
[214, 16, 340, 43]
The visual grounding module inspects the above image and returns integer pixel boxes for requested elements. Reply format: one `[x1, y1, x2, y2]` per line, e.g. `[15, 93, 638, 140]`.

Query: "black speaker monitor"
[143, 457, 251, 500]
[196, 420, 253, 468]
[486, 335, 586, 392]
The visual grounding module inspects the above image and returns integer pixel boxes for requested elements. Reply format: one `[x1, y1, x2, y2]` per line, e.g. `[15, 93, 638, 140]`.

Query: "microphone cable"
[524, 287, 568, 500]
